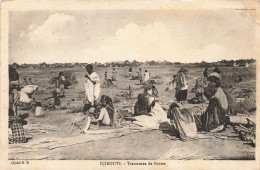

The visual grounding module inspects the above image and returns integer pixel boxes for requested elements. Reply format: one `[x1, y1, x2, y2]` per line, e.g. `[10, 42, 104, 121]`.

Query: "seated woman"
[202, 72, 228, 132]
[8, 109, 29, 144]
[19, 85, 38, 103]
[96, 95, 114, 127]
[167, 102, 197, 141]
[134, 93, 150, 116]
[15, 85, 38, 111]
[133, 89, 168, 129]
[81, 95, 114, 133]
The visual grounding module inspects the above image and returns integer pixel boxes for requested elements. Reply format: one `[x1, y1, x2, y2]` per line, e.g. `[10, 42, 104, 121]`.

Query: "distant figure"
[235, 75, 243, 82]
[129, 67, 132, 78]
[212, 66, 221, 74]
[203, 67, 209, 78]
[138, 68, 143, 84]
[104, 71, 108, 81]
[58, 72, 66, 85]
[128, 85, 134, 97]
[112, 68, 117, 81]
[84, 64, 100, 106]
[103, 71, 114, 86]
[144, 81, 158, 97]
[45, 91, 61, 110]
[23, 78, 28, 85]
[174, 68, 189, 104]
[144, 70, 150, 83]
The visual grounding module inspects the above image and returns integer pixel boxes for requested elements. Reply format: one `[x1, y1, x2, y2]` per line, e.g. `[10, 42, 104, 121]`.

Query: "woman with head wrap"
[133, 91, 169, 129]
[167, 102, 197, 141]
[84, 64, 100, 106]
[134, 93, 150, 116]
[81, 95, 114, 133]
[96, 95, 114, 127]
[202, 72, 228, 132]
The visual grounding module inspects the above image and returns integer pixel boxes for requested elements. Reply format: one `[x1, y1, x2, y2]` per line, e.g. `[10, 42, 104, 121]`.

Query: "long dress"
[84, 72, 100, 104]
[168, 107, 197, 141]
[144, 72, 150, 82]
[202, 87, 228, 131]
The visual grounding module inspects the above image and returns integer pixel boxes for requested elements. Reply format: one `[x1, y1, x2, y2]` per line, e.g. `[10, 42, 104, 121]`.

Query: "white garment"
[144, 72, 150, 82]
[133, 102, 169, 129]
[19, 85, 38, 103]
[61, 76, 66, 81]
[97, 108, 111, 126]
[212, 87, 228, 110]
[84, 72, 100, 104]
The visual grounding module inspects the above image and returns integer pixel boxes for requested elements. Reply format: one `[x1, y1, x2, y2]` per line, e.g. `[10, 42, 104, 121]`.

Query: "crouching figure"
[82, 95, 114, 133]
[167, 102, 197, 141]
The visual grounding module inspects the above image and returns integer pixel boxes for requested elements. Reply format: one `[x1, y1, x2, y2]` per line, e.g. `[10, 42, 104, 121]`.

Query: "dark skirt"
[201, 98, 227, 131]
[175, 90, 188, 101]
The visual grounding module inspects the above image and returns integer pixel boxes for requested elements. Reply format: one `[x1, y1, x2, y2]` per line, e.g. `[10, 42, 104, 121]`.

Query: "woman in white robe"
[84, 64, 100, 106]
[143, 70, 150, 83]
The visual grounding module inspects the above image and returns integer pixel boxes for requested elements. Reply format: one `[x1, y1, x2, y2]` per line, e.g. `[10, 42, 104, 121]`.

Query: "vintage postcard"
[1, 0, 259, 169]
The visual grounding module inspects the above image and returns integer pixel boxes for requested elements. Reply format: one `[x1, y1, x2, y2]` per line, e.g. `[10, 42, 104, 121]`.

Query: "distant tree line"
[9, 58, 256, 69]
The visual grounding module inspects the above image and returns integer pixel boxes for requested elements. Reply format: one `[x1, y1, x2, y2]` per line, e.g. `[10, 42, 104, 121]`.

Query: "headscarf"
[101, 95, 113, 109]
[135, 93, 150, 116]
[100, 95, 114, 124]
[208, 72, 221, 87]
[137, 93, 147, 105]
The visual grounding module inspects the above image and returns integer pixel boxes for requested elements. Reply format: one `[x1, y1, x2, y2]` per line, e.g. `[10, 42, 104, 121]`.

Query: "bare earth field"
[9, 64, 256, 160]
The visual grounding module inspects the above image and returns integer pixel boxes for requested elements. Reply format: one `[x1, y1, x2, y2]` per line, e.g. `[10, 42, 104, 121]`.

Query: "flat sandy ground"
[9, 64, 256, 160]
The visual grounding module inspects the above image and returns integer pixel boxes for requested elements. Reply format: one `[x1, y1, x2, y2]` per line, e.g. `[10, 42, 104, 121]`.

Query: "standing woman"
[138, 68, 143, 84]
[84, 64, 100, 106]
[144, 70, 150, 83]
[112, 68, 117, 81]
[175, 68, 189, 104]
[129, 67, 132, 78]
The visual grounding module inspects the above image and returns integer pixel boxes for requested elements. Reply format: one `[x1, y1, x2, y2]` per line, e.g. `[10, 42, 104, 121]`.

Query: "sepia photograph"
[1, 0, 259, 169]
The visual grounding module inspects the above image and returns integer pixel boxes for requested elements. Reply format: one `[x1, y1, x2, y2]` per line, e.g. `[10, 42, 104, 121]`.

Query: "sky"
[9, 9, 258, 64]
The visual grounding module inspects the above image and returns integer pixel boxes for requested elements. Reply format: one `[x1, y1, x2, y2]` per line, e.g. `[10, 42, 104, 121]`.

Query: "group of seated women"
[83, 72, 231, 141]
